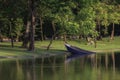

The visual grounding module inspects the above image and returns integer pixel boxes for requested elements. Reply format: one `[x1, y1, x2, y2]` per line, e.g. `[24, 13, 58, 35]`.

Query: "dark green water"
[0, 52, 120, 80]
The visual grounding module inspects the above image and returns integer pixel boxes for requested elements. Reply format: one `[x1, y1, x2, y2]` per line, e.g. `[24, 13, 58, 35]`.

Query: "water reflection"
[66, 53, 95, 63]
[0, 52, 120, 80]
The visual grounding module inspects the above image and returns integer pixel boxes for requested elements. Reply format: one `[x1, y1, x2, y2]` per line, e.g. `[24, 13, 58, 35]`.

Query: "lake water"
[0, 52, 120, 80]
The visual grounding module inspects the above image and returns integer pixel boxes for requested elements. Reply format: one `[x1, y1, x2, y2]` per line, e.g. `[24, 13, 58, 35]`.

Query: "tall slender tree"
[107, 5, 120, 40]
[28, 0, 36, 51]
[36, 0, 51, 41]
[22, 0, 31, 48]
[0, 0, 24, 47]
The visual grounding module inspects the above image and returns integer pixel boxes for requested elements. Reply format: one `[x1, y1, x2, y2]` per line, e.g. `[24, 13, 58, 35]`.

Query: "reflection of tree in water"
[105, 53, 108, 69]
[32, 58, 36, 80]
[26, 59, 32, 80]
[1, 52, 120, 80]
[40, 57, 44, 80]
[52, 56, 56, 80]
[37, 55, 67, 80]
[90, 52, 120, 80]
[16, 59, 24, 80]
[65, 52, 120, 80]
[90, 52, 117, 69]
[51, 55, 68, 80]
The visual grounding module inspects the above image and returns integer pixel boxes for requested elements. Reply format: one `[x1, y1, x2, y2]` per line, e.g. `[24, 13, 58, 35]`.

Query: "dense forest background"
[0, 0, 120, 51]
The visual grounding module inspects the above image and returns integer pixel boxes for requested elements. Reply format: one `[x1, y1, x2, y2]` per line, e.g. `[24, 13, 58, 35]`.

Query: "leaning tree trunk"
[110, 23, 115, 40]
[28, 0, 35, 51]
[47, 32, 58, 50]
[47, 34, 55, 50]
[47, 21, 57, 50]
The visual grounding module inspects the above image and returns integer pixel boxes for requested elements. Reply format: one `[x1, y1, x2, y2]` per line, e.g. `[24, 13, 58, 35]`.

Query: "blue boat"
[65, 44, 95, 55]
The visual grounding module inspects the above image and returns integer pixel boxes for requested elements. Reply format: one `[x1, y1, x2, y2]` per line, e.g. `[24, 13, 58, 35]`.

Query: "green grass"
[0, 37, 120, 57]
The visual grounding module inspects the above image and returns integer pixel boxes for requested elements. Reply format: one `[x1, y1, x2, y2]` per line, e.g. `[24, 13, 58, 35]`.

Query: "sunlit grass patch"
[0, 36, 120, 57]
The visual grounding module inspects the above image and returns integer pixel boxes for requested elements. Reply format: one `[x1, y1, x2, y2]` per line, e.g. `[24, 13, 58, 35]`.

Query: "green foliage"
[0, 0, 120, 51]
[0, 18, 10, 37]
[0, 0, 26, 39]
[107, 5, 120, 24]
[13, 18, 23, 38]
[66, 22, 80, 35]
[36, 0, 51, 18]
[52, 1, 76, 35]
[77, 7, 97, 36]
[93, 2, 120, 36]
[93, 2, 106, 22]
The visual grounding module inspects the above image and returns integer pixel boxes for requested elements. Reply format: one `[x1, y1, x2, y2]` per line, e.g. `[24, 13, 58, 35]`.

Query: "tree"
[77, 7, 97, 36]
[28, 0, 36, 51]
[56, 1, 76, 42]
[77, 6, 98, 47]
[93, 2, 106, 40]
[36, 0, 52, 41]
[0, 0, 24, 47]
[47, 0, 77, 50]
[100, 4, 110, 37]
[107, 5, 120, 40]
[22, 0, 31, 48]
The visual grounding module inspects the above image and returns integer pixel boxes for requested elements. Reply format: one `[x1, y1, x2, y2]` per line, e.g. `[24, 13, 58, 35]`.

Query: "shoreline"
[0, 48, 120, 60]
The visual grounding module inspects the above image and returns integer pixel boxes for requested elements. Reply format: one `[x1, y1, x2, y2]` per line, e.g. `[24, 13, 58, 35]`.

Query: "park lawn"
[0, 37, 120, 57]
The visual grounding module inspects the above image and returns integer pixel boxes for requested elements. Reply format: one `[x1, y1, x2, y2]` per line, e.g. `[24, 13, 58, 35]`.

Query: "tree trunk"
[63, 34, 67, 43]
[52, 21, 56, 34]
[47, 36, 54, 51]
[22, 0, 31, 48]
[47, 32, 58, 50]
[40, 17, 44, 41]
[98, 20, 102, 40]
[47, 22, 57, 50]
[0, 29, 3, 42]
[52, 21, 56, 40]
[22, 21, 30, 48]
[28, 0, 35, 51]
[9, 20, 14, 48]
[110, 23, 115, 40]
[94, 38, 97, 48]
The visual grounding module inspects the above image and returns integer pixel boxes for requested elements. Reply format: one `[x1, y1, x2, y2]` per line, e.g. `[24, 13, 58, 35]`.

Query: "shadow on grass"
[0, 44, 20, 48]
[0, 46, 66, 56]
[35, 47, 66, 54]
[0, 47, 28, 54]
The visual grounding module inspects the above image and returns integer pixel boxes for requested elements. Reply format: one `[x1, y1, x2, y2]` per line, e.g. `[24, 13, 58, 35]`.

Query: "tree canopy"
[0, 0, 120, 50]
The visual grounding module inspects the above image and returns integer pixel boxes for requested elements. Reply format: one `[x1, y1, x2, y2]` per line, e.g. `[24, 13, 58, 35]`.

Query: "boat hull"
[65, 44, 95, 55]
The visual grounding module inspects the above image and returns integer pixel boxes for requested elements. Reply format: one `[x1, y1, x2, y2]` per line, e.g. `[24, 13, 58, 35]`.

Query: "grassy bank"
[0, 37, 120, 57]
